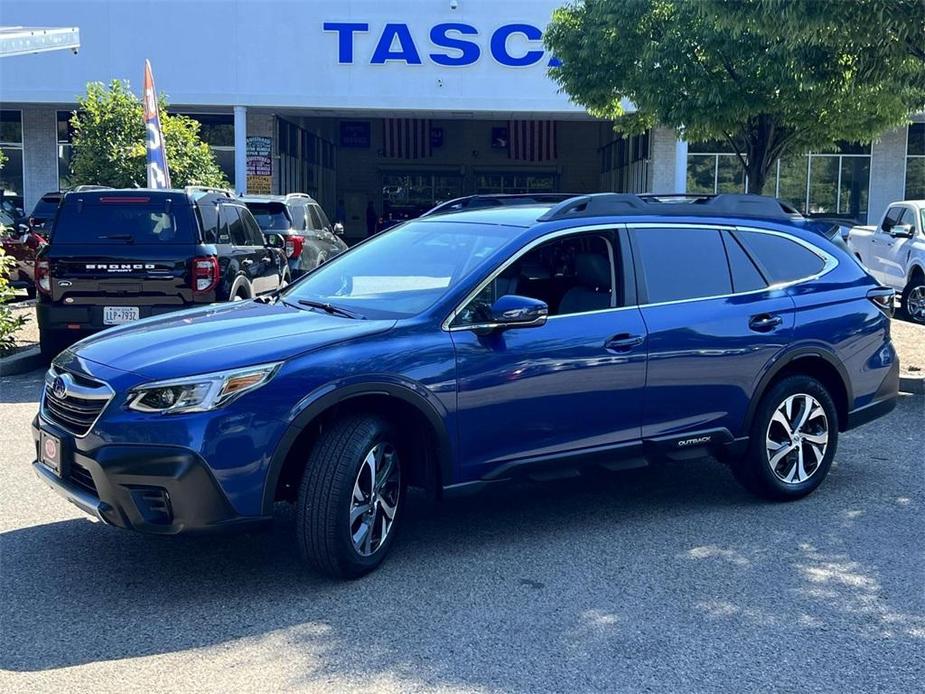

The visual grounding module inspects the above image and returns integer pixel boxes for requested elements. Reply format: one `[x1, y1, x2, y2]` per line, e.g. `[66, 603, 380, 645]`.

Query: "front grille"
[69, 461, 98, 495]
[42, 367, 113, 437]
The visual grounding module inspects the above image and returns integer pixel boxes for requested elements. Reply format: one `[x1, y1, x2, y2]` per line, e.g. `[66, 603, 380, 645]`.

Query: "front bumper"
[31, 417, 270, 534]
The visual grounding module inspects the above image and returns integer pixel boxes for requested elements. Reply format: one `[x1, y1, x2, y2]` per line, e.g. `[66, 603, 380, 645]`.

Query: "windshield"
[53, 199, 196, 244]
[283, 220, 513, 318]
[246, 202, 291, 231]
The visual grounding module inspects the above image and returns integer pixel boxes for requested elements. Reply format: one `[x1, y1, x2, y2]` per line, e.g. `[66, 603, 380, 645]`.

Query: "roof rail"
[538, 193, 802, 222]
[283, 192, 312, 199]
[184, 185, 235, 199]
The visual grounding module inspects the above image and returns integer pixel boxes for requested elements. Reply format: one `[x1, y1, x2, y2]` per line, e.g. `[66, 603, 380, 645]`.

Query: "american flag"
[509, 120, 557, 161]
[383, 118, 432, 159]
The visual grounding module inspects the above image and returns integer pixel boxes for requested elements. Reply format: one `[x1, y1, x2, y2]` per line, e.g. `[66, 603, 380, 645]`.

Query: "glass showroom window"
[686, 140, 745, 195]
[907, 123, 925, 200]
[57, 110, 75, 189]
[601, 131, 649, 193]
[183, 113, 235, 187]
[0, 110, 24, 202]
[475, 171, 558, 194]
[687, 140, 871, 222]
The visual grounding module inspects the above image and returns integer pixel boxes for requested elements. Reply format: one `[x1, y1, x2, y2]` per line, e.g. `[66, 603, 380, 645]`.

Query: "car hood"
[69, 300, 396, 380]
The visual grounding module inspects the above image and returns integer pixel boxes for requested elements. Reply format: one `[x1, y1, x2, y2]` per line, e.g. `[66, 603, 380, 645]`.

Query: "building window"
[687, 140, 871, 222]
[179, 113, 235, 186]
[0, 110, 24, 202]
[601, 131, 649, 193]
[907, 122, 925, 200]
[381, 172, 463, 218]
[57, 110, 76, 189]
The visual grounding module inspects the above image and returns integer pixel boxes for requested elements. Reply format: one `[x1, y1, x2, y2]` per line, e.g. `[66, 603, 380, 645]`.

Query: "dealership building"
[0, 0, 922, 239]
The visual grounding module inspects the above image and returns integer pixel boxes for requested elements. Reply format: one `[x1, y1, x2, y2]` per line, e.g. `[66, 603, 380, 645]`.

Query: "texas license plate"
[103, 306, 139, 325]
[40, 430, 62, 476]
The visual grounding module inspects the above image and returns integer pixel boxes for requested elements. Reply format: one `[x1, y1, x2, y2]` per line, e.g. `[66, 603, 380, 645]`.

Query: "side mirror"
[488, 295, 548, 329]
[333, 222, 345, 236]
[265, 233, 285, 249]
[891, 223, 914, 239]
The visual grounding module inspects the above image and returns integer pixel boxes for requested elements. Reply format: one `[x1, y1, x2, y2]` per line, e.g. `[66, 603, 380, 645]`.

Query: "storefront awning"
[0, 26, 80, 58]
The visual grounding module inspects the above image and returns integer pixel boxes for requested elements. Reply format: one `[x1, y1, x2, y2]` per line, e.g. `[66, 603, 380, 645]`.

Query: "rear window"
[31, 196, 61, 218]
[734, 230, 825, 285]
[631, 227, 732, 303]
[52, 198, 196, 244]
[245, 202, 290, 231]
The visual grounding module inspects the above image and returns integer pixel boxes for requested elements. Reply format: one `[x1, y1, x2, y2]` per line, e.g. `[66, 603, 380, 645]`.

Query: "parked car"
[242, 193, 347, 278]
[32, 193, 899, 578]
[1, 223, 46, 297]
[35, 187, 289, 358]
[847, 200, 925, 322]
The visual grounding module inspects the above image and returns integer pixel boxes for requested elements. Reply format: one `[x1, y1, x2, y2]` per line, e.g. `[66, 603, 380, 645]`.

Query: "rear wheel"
[733, 376, 838, 500]
[296, 415, 404, 579]
[901, 272, 925, 324]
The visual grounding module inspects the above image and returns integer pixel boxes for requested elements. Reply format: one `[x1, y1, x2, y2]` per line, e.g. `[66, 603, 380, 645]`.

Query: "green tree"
[0, 150, 27, 355]
[68, 80, 228, 189]
[544, 0, 925, 194]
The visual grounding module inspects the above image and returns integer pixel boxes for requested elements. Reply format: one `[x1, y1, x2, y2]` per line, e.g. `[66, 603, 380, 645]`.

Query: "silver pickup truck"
[848, 200, 925, 323]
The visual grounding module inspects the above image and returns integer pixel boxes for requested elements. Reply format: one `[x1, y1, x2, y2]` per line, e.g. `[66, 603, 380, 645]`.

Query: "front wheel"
[732, 376, 838, 501]
[296, 415, 404, 578]
[901, 274, 925, 324]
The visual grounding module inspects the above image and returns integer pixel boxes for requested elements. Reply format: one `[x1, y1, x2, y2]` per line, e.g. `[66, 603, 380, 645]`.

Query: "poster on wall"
[340, 121, 371, 148]
[246, 136, 272, 194]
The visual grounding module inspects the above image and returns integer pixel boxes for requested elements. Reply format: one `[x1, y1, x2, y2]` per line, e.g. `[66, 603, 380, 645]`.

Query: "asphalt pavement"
[1, 368, 923, 693]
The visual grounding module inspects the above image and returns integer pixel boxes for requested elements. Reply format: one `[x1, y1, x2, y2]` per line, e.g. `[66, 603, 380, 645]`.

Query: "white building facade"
[0, 0, 921, 237]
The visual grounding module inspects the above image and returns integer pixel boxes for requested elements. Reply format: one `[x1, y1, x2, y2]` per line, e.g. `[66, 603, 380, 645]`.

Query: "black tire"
[732, 375, 839, 501]
[900, 271, 925, 324]
[39, 329, 71, 362]
[296, 415, 405, 579]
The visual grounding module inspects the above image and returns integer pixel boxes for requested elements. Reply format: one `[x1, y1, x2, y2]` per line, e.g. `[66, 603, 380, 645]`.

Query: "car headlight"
[126, 362, 282, 414]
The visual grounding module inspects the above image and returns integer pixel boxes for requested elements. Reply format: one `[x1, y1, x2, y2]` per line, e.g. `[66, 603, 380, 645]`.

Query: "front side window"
[882, 206, 904, 231]
[734, 230, 825, 285]
[282, 220, 511, 319]
[631, 227, 732, 303]
[453, 233, 616, 326]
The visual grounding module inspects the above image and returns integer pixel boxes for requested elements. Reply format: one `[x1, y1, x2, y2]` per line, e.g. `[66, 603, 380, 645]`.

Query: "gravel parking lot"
[0, 365, 923, 692]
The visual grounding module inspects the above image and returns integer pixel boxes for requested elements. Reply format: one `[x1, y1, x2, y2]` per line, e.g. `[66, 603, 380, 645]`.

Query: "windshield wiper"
[97, 234, 135, 243]
[296, 299, 364, 319]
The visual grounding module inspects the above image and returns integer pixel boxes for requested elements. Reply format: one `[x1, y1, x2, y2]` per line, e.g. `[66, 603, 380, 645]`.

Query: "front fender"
[260, 376, 454, 514]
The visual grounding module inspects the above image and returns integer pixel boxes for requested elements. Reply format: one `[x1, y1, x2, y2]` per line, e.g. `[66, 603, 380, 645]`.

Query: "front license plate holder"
[39, 430, 63, 477]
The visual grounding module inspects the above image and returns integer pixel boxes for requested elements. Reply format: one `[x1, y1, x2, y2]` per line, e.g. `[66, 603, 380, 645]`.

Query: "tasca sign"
[323, 22, 560, 67]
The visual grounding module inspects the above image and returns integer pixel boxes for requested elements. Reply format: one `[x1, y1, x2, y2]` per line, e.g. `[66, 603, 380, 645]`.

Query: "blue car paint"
[39, 208, 898, 527]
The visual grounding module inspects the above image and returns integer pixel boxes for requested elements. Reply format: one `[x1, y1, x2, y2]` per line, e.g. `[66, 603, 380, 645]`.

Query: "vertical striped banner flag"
[509, 120, 558, 161]
[383, 118, 432, 159]
[143, 59, 171, 189]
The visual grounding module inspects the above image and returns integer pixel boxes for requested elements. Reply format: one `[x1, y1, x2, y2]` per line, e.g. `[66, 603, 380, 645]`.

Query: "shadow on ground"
[2, 398, 923, 693]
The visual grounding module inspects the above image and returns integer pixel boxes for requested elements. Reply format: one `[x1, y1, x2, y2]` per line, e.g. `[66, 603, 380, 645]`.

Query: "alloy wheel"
[908, 285, 925, 322]
[349, 442, 400, 557]
[765, 393, 829, 484]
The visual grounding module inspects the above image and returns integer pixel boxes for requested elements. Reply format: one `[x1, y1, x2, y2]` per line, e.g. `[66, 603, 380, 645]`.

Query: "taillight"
[867, 287, 895, 316]
[35, 259, 51, 294]
[285, 235, 304, 259]
[191, 256, 219, 293]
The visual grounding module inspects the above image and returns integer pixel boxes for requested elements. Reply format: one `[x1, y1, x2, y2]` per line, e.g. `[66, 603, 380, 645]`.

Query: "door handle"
[605, 333, 644, 352]
[241, 258, 253, 266]
[749, 313, 783, 332]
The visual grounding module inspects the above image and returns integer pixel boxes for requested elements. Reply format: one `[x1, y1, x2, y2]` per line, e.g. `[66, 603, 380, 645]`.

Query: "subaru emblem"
[52, 376, 67, 399]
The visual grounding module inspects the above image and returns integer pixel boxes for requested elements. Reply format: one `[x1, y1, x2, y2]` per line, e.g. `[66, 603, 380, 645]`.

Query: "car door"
[240, 206, 280, 293]
[450, 228, 647, 479]
[223, 204, 261, 296]
[878, 206, 916, 289]
[869, 205, 905, 283]
[630, 224, 799, 443]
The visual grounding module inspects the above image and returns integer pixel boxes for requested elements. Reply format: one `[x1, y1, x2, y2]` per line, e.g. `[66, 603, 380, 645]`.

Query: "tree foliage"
[68, 80, 228, 189]
[545, 0, 925, 194]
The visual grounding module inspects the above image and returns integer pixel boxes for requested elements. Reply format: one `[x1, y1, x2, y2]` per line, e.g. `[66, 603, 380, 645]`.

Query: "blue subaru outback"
[32, 193, 899, 578]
